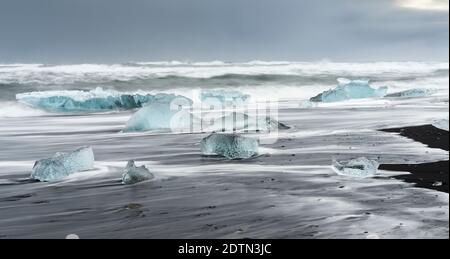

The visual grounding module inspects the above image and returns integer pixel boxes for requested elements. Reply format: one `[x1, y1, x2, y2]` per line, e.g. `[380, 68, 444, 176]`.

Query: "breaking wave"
[0, 61, 447, 86]
[0, 102, 50, 118]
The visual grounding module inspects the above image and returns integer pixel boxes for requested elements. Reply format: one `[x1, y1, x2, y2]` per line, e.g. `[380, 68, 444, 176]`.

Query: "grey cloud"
[0, 0, 447, 63]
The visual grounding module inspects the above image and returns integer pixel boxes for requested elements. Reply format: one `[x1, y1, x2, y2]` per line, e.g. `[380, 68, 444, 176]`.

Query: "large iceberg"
[206, 112, 289, 133]
[200, 90, 250, 105]
[122, 160, 154, 184]
[310, 78, 388, 102]
[123, 102, 199, 132]
[332, 157, 379, 178]
[31, 146, 95, 182]
[201, 133, 259, 159]
[16, 87, 192, 112]
[386, 88, 437, 98]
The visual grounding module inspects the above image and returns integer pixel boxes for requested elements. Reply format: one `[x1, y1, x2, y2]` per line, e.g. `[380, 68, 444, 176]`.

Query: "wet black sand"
[380, 125, 449, 193]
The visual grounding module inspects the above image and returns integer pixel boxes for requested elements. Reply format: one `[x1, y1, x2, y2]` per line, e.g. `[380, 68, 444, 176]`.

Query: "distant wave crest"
[0, 61, 447, 86]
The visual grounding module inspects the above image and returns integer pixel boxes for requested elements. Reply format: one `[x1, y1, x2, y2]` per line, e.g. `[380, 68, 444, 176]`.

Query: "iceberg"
[310, 78, 388, 102]
[16, 87, 192, 112]
[122, 160, 154, 184]
[206, 112, 289, 133]
[432, 118, 449, 131]
[31, 146, 95, 182]
[386, 88, 437, 98]
[332, 157, 379, 178]
[200, 90, 250, 105]
[201, 133, 259, 159]
[123, 102, 199, 132]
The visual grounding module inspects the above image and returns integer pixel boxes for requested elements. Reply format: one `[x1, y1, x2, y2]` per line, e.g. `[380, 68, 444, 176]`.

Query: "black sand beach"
[0, 62, 448, 239]
[380, 125, 449, 193]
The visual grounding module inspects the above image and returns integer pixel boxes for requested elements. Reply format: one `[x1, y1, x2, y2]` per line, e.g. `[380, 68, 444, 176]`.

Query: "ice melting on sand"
[207, 112, 289, 132]
[125, 108, 289, 133]
[201, 133, 259, 159]
[201, 89, 250, 105]
[386, 88, 437, 98]
[310, 78, 388, 103]
[332, 157, 379, 178]
[432, 118, 449, 131]
[16, 87, 191, 112]
[31, 146, 95, 182]
[123, 102, 198, 132]
[122, 160, 154, 185]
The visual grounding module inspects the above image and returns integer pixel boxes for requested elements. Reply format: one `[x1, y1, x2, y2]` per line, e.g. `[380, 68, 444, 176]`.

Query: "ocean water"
[0, 61, 448, 238]
[0, 61, 448, 101]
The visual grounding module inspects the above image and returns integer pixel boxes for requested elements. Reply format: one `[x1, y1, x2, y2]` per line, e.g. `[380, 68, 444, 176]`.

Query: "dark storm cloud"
[0, 0, 448, 63]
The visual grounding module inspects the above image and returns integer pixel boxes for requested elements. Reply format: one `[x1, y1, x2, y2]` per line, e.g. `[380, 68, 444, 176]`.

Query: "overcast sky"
[0, 0, 448, 63]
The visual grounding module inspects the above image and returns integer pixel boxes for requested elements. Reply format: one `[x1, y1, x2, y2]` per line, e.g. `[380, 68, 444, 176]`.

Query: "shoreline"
[379, 125, 449, 193]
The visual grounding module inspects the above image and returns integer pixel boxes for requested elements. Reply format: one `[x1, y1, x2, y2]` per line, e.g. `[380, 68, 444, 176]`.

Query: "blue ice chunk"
[207, 112, 289, 133]
[123, 102, 198, 132]
[121, 160, 154, 184]
[332, 157, 379, 178]
[386, 88, 437, 98]
[201, 90, 250, 105]
[16, 87, 192, 112]
[310, 78, 388, 102]
[201, 133, 259, 159]
[31, 146, 95, 182]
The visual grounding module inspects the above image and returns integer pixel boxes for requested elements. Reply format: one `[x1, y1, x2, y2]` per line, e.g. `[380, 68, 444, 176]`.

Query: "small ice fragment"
[201, 133, 259, 159]
[332, 157, 379, 178]
[310, 78, 388, 103]
[432, 181, 443, 187]
[386, 88, 437, 98]
[432, 118, 449, 131]
[31, 146, 95, 182]
[206, 112, 289, 132]
[121, 160, 154, 185]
